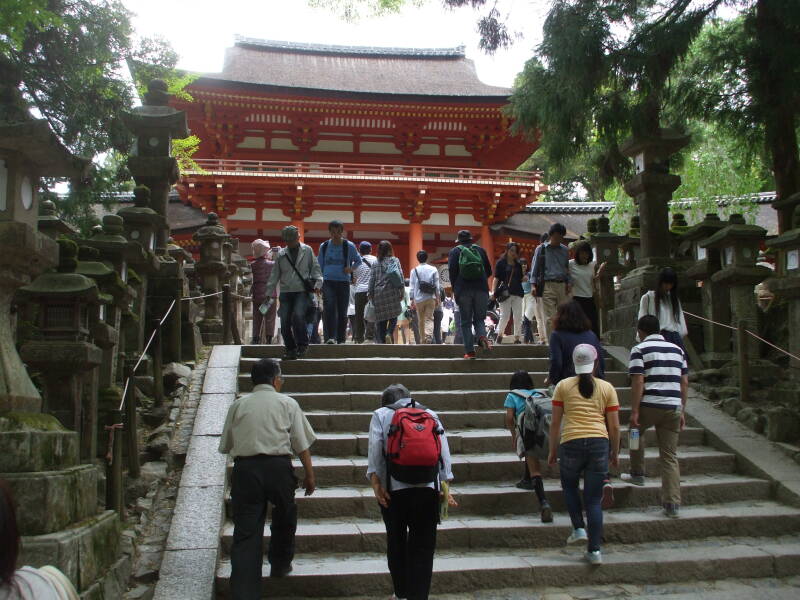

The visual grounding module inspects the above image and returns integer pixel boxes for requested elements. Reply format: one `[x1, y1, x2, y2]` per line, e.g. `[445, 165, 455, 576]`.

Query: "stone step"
[308, 426, 707, 456]
[241, 344, 553, 359]
[288, 389, 634, 412]
[215, 536, 800, 597]
[241, 447, 734, 487]
[219, 501, 800, 556]
[224, 473, 761, 520]
[238, 371, 630, 393]
[241, 356, 552, 375]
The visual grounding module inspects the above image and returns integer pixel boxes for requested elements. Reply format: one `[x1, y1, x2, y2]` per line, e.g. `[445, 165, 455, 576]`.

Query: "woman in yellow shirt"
[548, 344, 620, 565]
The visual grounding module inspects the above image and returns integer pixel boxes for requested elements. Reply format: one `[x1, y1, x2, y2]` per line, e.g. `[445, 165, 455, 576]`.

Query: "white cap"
[573, 343, 598, 375]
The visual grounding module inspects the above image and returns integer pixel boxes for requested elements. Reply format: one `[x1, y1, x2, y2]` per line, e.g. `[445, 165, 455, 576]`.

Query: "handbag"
[415, 267, 437, 295]
[282, 251, 316, 294]
[495, 262, 514, 302]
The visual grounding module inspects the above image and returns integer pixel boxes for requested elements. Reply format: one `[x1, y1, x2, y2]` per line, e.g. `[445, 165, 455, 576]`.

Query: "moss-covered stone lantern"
[18, 239, 102, 449]
[193, 212, 229, 343]
[701, 214, 771, 359]
[681, 213, 730, 366]
[620, 215, 641, 270]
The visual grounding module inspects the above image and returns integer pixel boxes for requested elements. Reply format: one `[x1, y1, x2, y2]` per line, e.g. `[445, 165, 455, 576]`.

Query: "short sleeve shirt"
[504, 388, 547, 418]
[552, 377, 619, 444]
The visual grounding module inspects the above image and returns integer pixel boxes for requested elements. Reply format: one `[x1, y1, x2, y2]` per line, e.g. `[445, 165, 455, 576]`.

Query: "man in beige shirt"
[219, 358, 316, 599]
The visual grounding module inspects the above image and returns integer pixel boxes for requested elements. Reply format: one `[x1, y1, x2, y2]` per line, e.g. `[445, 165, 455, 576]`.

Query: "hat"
[456, 230, 472, 243]
[573, 344, 598, 375]
[359, 241, 372, 252]
[251, 238, 270, 258]
[281, 225, 299, 242]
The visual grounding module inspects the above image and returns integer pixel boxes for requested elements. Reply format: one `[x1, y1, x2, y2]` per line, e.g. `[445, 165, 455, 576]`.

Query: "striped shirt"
[629, 334, 687, 408]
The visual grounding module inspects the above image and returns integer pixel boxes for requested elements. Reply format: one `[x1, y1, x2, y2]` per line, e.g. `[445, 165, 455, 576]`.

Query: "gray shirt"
[264, 243, 322, 296]
[532, 243, 571, 283]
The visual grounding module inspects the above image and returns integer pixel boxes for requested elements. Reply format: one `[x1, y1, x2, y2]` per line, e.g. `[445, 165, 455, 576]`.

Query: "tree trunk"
[754, 0, 800, 232]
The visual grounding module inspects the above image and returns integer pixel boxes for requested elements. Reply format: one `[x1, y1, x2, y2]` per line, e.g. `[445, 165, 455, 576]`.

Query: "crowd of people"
[218, 220, 693, 599]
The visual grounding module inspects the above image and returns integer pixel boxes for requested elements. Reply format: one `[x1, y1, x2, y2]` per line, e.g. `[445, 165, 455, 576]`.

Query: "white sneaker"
[585, 550, 602, 565]
[566, 527, 588, 545]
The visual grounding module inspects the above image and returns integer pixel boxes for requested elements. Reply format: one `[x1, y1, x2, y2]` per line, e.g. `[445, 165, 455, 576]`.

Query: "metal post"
[222, 284, 232, 344]
[124, 364, 140, 479]
[152, 318, 164, 406]
[737, 321, 750, 403]
[105, 409, 124, 516]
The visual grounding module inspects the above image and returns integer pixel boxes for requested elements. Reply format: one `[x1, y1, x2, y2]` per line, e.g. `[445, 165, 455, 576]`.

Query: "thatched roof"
[200, 37, 511, 98]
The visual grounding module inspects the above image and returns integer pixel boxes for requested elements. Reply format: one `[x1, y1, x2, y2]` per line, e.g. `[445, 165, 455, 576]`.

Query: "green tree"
[672, 5, 800, 231]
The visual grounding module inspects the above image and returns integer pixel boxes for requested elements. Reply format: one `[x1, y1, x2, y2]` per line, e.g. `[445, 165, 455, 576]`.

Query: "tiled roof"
[524, 192, 778, 214]
[199, 36, 511, 97]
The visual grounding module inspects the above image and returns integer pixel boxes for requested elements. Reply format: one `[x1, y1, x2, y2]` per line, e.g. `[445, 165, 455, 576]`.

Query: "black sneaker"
[515, 478, 534, 490]
[270, 563, 293, 578]
[296, 345, 308, 359]
[282, 349, 298, 361]
[325, 338, 336, 345]
[540, 501, 553, 523]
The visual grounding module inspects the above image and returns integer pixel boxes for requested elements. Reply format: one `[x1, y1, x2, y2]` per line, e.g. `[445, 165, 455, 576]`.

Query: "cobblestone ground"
[271, 576, 800, 600]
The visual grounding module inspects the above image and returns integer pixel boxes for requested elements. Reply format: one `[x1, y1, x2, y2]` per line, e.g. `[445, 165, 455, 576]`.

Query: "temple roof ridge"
[233, 35, 467, 59]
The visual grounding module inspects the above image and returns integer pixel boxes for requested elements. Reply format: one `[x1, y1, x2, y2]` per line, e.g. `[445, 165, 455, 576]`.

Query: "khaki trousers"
[630, 405, 682, 505]
[541, 281, 570, 340]
[415, 298, 436, 342]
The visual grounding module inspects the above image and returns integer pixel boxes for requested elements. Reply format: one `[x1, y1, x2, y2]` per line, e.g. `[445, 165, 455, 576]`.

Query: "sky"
[123, 0, 548, 88]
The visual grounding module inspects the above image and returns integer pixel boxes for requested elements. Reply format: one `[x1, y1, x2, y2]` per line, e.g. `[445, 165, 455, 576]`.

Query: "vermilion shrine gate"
[171, 38, 543, 269]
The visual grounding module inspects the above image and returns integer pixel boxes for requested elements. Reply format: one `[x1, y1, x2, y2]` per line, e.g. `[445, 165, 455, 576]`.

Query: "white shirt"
[569, 259, 595, 298]
[409, 263, 440, 303]
[0, 566, 78, 600]
[353, 254, 377, 293]
[638, 290, 688, 337]
[366, 400, 454, 491]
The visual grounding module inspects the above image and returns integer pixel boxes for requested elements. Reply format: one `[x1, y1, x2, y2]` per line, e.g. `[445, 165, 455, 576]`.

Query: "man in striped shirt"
[623, 315, 688, 518]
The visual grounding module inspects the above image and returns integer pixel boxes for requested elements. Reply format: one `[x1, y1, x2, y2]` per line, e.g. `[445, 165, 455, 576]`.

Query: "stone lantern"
[18, 239, 102, 455]
[193, 213, 230, 343]
[620, 216, 641, 270]
[591, 216, 627, 339]
[765, 205, 800, 382]
[118, 185, 163, 355]
[682, 213, 730, 366]
[123, 79, 188, 254]
[701, 214, 771, 359]
[0, 120, 87, 412]
[38, 198, 77, 240]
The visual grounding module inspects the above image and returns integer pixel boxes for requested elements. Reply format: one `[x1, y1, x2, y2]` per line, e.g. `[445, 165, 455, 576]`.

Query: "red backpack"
[386, 400, 443, 485]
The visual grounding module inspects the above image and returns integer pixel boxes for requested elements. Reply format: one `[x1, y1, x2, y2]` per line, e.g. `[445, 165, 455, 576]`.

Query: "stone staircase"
[214, 344, 800, 598]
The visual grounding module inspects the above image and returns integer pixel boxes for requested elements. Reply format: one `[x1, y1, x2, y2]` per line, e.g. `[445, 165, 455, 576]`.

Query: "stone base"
[701, 352, 735, 370]
[198, 318, 222, 345]
[80, 555, 131, 600]
[607, 265, 662, 348]
[0, 413, 79, 472]
[3, 464, 98, 534]
[21, 509, 121, 593]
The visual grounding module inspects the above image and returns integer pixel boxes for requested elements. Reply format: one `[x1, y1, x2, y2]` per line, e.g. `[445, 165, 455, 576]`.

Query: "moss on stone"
[0, 412, 66, 432]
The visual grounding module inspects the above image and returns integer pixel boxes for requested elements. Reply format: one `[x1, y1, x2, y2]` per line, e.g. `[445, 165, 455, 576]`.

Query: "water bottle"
[629, 428, 640, 451]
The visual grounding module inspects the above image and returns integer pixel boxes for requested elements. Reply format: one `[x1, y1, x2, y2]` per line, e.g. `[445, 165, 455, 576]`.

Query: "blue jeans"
[558, 437, 609, 552]
[278, 292, 310, 351]
[322, 280, 351, 343]
[456, 288, 488, 353]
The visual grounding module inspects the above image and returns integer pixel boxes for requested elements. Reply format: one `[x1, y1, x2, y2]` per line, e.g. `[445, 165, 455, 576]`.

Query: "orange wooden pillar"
[481, 223, 494, 287]
[409, 219, 423, 275]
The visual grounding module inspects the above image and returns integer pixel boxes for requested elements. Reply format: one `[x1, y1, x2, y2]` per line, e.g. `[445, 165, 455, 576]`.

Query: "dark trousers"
[230, 456, 298, 600]
[574, 295, 599, 337]
[376, 318, 397, 343]
[522, 316, 534, 343]
[279, 292, 310, 351]
[322, 280, 350, 343]
[558, 437, 609, 552]
[309, 307, 322, 344]
[455, 288, 488, 353]
[380, 488, 439, 600]
[433, 307, 443, 344]
[353, 291, 374, 343]
[661, 329, 687, 357]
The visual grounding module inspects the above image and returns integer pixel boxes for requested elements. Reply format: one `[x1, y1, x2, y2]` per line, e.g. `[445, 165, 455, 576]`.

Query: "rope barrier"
[183, 290, 224, 300]
[683, 309, 800, 362]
